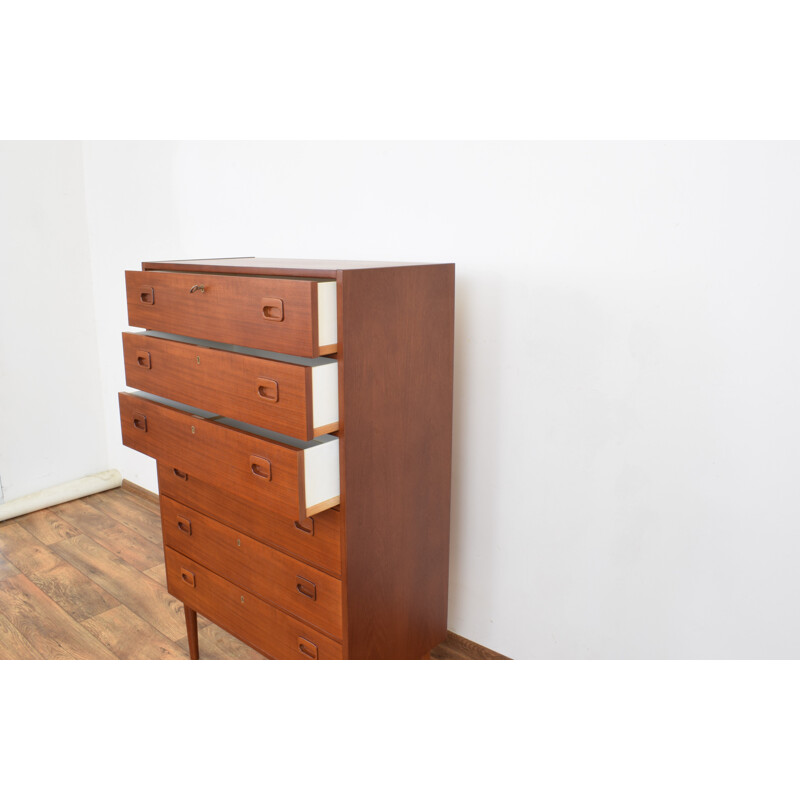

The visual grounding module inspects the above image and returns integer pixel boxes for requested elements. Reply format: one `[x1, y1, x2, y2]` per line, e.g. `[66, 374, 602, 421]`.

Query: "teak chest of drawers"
[118, 257, 455, 659]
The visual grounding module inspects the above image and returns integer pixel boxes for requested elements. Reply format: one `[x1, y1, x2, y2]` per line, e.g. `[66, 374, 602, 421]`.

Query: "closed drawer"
[165, 547, 343, 659]
[123, 331, 338, 440]
[126, 270, 337, 358]
[161, 495, 343, 639]
[119, 391, 340, 519]
[157, 461, 341, 576]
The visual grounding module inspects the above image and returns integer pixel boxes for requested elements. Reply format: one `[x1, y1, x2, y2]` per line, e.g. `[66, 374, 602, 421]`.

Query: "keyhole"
[191, 425, 195, 434]
[196, 356, 200, 365]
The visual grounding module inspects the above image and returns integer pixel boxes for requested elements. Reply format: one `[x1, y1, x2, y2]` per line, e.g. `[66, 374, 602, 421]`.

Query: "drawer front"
[165, 547, 343, 660]
[157, 461, 341, 576]
[123, 332, 322, 440]
[161, 495, 343, 639]
[126, 271, 336, 358]
[119, 392, 339, 520]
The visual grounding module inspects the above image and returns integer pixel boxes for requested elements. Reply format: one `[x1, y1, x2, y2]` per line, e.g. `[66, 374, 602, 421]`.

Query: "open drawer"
[122, 331, 338, 440]
[119, 391, 340, 519]
[126, 270, 337, 358]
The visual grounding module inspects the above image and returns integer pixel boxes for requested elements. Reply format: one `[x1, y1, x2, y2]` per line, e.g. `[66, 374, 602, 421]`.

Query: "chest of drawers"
[118, 257, 455, 659]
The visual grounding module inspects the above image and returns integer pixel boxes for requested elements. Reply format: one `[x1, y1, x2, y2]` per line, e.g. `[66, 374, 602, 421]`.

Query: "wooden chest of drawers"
[118, 257, 455, 659]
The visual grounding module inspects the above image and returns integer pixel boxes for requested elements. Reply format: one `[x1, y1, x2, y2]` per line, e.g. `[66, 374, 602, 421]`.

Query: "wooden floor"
[0, 487, 505, 660]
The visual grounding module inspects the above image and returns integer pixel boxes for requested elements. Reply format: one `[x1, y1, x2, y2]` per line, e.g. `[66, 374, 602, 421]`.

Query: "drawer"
[126, 270, 337, 358]
[165, 547, 343, 659]
[157, 461, 341, 576]
[161, 495, 343, 639]
[119, 391, 340, 519]
[123, 331, 338, 440]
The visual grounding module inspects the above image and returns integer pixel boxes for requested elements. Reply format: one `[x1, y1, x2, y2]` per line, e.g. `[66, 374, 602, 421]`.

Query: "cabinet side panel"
[342, 264, 454, 659]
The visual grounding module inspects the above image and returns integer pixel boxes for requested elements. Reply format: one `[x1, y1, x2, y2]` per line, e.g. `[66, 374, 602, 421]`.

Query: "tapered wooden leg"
[185, 606, 199, 660]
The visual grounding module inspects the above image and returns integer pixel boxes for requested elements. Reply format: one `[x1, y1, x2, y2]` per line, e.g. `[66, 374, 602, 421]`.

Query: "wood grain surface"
[176, 623, 268, 660]
[126, 270, 330, 357]
[81, 605, 187, 660]
[84, 489, 163, 546]
[122, 331, 323, 439]
[165, 547, 343, 659]
[339, 264, 455, 659]
[161, 495, 343, 639]
[50, 498, 163, 572]
[119, 391, 336, 520]
[156, 462, 342, 575]
[120, 479, 160, 505]
[13, 508, 82, 545]
[0, 522, 118, 622]
[0, 608, 43, 659]
[0, 551, 19, 580]
[0, 574, 116, 659]
[52, 534, 189, 642]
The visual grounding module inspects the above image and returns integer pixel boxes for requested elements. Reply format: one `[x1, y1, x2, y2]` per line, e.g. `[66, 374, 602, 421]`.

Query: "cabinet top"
[142, 257, 453, 279]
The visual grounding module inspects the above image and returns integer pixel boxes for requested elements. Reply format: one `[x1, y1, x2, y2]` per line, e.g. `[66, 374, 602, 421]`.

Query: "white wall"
[0, 142, 107, 503]
[79, 141, 800, 659]
[82, 142, 183, 493]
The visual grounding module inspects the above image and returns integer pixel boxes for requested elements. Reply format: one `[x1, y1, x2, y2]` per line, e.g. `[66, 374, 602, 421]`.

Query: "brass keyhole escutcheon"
[236, 538, 241, 547]
[196, 356, 200, 365]
[191, 425, 195, 434]
[240, 596, 245, 604]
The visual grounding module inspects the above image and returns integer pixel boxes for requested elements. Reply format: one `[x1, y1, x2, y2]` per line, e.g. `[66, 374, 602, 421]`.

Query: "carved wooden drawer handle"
[177, 515, 192, 536]
[180, 568, 196, 588]
[136, 351, 151, 369]
[297, 637, 318, 659]
[172, 468, 188, 480]
[256, 378, 279, 402]
[133, 414, 147, 432]
[139, 287, 154, 304]
[261, 297, 284, 321]
[296, 576, 317, 601]
[250, 455, 272, 481]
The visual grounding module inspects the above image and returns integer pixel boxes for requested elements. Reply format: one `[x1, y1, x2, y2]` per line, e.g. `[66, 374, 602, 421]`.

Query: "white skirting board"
[0, 469, 123, 522]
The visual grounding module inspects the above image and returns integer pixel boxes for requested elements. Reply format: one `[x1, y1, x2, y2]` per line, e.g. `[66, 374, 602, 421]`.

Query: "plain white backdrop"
[0, 143, 107, 501]
[3, 140, 800, 660]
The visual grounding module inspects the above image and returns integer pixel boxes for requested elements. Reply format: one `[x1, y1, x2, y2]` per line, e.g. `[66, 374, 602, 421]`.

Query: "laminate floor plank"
[0, 521, 63, 575]
[50, 498, 164, 572]
[177, 620, 267, 660]
[0, 609, 42, 659]
[14, 508, 83, 545]
[0, 551, 20, 580]
[0, 574, 116, 660]
[52, 534, 189, 642]
[29, 562, 120, 623]
[81, 605, 188, 660]
[120, 481, 160, 508]
[143, 563, 167, 587]
[0, 521, 120, 622]
[85, 489, 163, 547]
